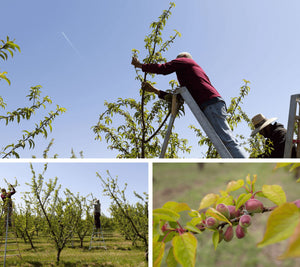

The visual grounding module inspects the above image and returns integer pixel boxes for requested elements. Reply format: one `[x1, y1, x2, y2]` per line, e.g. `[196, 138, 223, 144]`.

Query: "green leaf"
[246, 174, 251, 185]
[257, 203, 300, 248]
[189, 217, 203, 226]
[235, 193, 252, 210]
[226, 179, 244, 192]
[206, 208, 232, 225]
[289, 163, 300, 172]
[166, 247, 177, 267]
[199, 193, 219, 210]
[279, 219, 300, 259]
[163, 201, 191, 213]
[0, 71, 11, 85]
[274, 163, 292, 170]
[212, 231, 219, 250]
[188, 210, 200, 218]
[216, 195, 234, 206]
[153, 208, 180, 222]
[262, 185, 286, 206]
[185, 222, 202, 234]
[172, 232, 197, 267]
[153, 241, 165, 267]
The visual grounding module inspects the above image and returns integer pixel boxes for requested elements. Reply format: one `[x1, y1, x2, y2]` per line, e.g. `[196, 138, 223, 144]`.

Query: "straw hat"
[251, 114, 277, 136]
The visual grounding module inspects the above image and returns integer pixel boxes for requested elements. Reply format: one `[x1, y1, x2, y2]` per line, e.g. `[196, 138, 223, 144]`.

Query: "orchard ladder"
[0, 205, 21, 266]
[284, 94, 300, 158]
[160, 86, 232, 158]
[89, 220, 106, 250]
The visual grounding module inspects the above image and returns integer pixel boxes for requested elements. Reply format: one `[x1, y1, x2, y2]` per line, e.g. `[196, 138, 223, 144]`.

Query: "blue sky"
[1, 0, 300, 158]
[0, 161, 148, 217]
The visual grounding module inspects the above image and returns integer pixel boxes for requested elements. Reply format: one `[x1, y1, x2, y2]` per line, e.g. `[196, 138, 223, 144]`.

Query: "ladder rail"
[159, 115, 177, 158]
[0, 204, 21, 265]
[89, 218, 107, 250]
[3, 205, 9, 266]
[284, 94, 300, 158]
[160, 87, 232, 158]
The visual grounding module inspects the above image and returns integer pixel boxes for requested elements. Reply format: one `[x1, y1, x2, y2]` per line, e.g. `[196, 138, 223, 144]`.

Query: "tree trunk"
[25, 230, 35, 249]
[56, 248, 62, 263]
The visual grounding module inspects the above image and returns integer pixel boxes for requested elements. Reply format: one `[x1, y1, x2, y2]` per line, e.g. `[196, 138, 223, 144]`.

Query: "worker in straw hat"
[251, 113, 296, 158]
[131, 52, 247, 158]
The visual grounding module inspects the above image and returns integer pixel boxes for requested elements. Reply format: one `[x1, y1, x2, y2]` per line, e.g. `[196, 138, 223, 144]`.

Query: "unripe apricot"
[216, 203, 230, 218]
[245, 199, 264, 213]
[205, 217, 219, 229]
[161, 223, 168, 232]
[196, 223, 205, 232]
[236, 224, 247, 239]
[293, 199, 300, 208]
[224, 226, 234, 242]
[239, 214, 252, 228]
[227, 205, 241, 219]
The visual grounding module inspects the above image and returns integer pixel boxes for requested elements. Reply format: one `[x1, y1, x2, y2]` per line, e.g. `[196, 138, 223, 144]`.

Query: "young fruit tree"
[153, 173, 300, 267]
[92, 2, 190, 158]
[92, 2, 269, 159]
[97, 171, 148, 258]
[14, 194, 37, 250]
[0, 37, 66, 158]
[72, 193, 94, 248]
[28, 163, 81, 263]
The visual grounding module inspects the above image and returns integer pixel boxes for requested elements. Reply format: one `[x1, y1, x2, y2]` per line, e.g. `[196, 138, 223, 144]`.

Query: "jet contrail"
[61, 32, 82, 58]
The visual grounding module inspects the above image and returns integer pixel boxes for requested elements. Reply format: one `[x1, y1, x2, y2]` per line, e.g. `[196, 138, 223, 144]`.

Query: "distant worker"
[1, 185, 16, 226]
[251, 113, 296, 158]
[93, 199, 101, 230]
[131, 52, 246, 158]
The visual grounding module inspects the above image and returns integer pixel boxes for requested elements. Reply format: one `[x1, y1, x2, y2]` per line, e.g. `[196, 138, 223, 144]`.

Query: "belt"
[199, 97, 225, 111]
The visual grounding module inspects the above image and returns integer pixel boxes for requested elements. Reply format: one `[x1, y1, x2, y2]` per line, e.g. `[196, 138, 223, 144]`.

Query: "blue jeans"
[203, 101, 247, 158]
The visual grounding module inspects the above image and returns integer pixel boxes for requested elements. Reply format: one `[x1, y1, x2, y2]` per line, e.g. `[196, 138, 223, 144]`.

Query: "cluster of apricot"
[198, 198, 264, 242]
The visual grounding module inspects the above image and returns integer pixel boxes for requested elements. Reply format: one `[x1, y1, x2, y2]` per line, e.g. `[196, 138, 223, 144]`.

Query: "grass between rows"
[0, 230, 147, 266]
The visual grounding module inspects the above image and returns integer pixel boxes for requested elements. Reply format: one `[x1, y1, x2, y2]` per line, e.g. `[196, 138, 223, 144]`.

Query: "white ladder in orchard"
[160, 86, 232, 158]
[0, 205, 21, 266]
[89, 223, 107, 250]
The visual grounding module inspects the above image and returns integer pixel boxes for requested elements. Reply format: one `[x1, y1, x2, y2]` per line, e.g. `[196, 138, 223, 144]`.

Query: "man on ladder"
[250, 113, 297, 158]
[1, 185, 16, 227]
[93, 199, 101, 235]
[131, 52, 246, 158]
[89, 199, 106, 250]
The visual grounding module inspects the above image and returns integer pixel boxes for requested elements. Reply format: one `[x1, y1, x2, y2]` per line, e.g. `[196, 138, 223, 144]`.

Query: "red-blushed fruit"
[293, 199, 300, 208]
[224, 226, 234, 242]
[245, 199, 264, 213]
[205, 217, 219, 229]
[216, 203, 230, 218]
[227, 205, 241, 219]
[161, 223, 168, 232]
[196, 223, 206, 232]
[236, 224, 247, 239]
[239, 214, 252, 228]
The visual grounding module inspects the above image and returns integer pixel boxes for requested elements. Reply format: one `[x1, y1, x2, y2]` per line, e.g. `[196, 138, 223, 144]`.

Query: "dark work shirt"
[142, 57, 221, 106]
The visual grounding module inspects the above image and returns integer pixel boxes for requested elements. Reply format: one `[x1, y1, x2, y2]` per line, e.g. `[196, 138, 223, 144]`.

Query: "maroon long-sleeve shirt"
[142, 57, 221, 107]
[1, 187, 16, 202]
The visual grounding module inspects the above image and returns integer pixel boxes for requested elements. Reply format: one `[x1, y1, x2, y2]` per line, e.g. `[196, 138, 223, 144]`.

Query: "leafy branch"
[153, 174, 300, 266]
[97, 171, 148, 252]
[1, 105, 66, 158]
